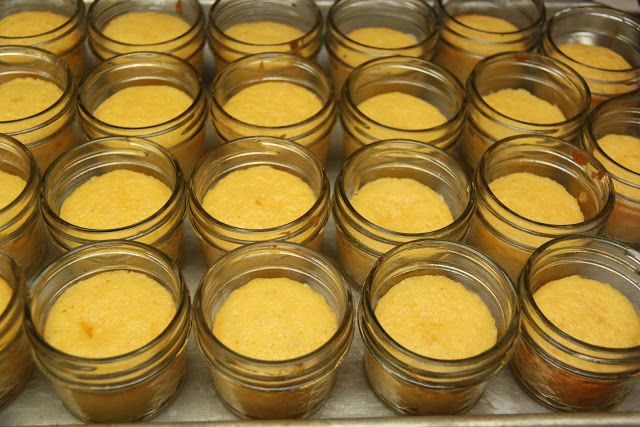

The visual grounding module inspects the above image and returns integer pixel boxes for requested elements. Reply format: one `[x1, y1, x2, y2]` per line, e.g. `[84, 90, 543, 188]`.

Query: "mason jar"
[0, 253, 33, 410]
[0, 0, 87, 78]
[78, 52, 207, 175]
[194, 242, 354, 419]
[467, 136, 614, 281]
[210, 53, 336, 165]
[0, 134, 46, 279]
[25, 241, 191, 423]
[433, 0, 545, 83]
[326, 0, 439, 90]
[189, 137, 330, 266]
[41, 137, 186, 264]
[88, 0, 205, 72]
[341, 56, 465, 158]
[541, 6, 640, 108]
[360, 239, 518, 415]
[581, 93, 640, 248]
[0, 46, 77, 171]
[334, 140, 474, 289]
[207, 0, 322, 69]
[512, 236, 640, 411]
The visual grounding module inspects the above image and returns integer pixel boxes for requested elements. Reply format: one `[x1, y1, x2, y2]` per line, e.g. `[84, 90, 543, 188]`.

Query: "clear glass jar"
[541, 6, 640, 108]
[0, 46, 77, 171]
[0, 253, 33, 410]
[334, 140, 474, 289]
[0, 0, 87, 78]
[582, 94, 640, 248]
[341, 56, 466, 158]
[207, 0, 322, 69]
[189, 136, 330, 266]
[194, 242, 354, 419]
[0, 134, 46, 279]
[512, 236, 640, 411]
[88, 0, 205, 72]
[78, 52, 207, 175]
[433, 0, 545, 84]
[41, 137, 186, 264]
[467, 136, 614, 281]
[462, 52, 590, 170]
[25, 241, 191, 423]
[210, 53, 336, 165]
[326, 0, 439, 90]
[360, 239, 518, 415]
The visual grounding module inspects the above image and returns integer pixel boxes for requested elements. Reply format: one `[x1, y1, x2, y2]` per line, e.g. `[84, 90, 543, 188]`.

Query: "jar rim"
[0, 0, 84, 41]
[545, 6, 640, 74]
[478, 135, 615, 233]
[41, 136, 185, 236]
[362, 239, 519, 368]
[208, 0, 322, 48]
[189, 136, 329, 235]
[520, 235, 640, 356]
[210, 52, 335, 132]
[0, 134, 39, 219]
[88, 0, 204, 48]
[344, 56, 466, 134]
[468, 52, 591, 127]
[194, 241, 354, 368]
[0, 252, 22, 325]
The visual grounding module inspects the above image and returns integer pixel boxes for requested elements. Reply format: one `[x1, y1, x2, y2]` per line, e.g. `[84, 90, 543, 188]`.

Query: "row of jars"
[0, 232, 638, 422]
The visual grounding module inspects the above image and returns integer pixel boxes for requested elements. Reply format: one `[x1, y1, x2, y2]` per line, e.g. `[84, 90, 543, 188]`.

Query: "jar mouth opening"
[0, 0, 84, 41]
[362, 240, 518, 368]
[88, 0, 204, 48]
[0, 136, 38, 219]
[520, 235, 640, 357]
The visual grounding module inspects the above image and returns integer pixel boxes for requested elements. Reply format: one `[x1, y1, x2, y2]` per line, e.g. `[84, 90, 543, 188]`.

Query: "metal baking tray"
[1, 0, 639, 425]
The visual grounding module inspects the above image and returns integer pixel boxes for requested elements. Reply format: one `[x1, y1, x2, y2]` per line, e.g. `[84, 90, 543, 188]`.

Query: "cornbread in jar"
[88, 0, 205, 71]
[207, 0, 322, 67]
[326, 0, 439, 89]
[194, 242, 354, 419]
[512, 236, 640, 411]
[26, 241, 190, 423]
[0, 0, 87, 78]
[359, 240, 517, 415]
[210, 53, 336, 164]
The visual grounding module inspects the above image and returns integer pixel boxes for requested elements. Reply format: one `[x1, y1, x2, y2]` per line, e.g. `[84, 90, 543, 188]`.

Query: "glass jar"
[512, 236, 640, 411]
[0, 134, 46, 279]
[0, 46, 77, 172]
[467, 136, 614, 281]
[41, 137, 186, 264]
[88, 0, 205, 72]
[0, 253, 33, 410]
[433, 0, 545, 84]
[326, 0, 439, 90]
[541, 6, 640, 108]
[582, 94, 640, 248]
[78, 52, 207, 175]
[334, 140, 474, 289]
[207, 0, 322, 69]
[360, 239, 518, 415]
[341, 56, 465, 158]
[25, 241, 191, 423]
[189, 136, 330, 266]
[462, 52, 590, 170]
[210, 53, 336, 165]
[0, 0, 87, 78]
[194, 242, 354, 419]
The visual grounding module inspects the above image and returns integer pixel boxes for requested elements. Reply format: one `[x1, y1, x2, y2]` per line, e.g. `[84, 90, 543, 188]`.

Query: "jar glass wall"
[467, 136, 614, 281]
[41, 137, 186, 264]
[25, 241, 191, 423]
[194, 242, 354, 419]
[512, 236, 640, 411]
[360, 239, 518, 415]
[334, 140, 474, 289]
[189, 137, 330, 266]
